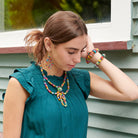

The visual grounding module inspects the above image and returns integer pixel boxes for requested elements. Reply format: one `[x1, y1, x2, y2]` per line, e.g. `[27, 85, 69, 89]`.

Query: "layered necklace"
[40, 66, 70, 107]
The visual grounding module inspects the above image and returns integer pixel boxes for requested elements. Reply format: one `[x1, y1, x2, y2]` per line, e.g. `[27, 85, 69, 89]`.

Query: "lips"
[68, 64, 75, 68]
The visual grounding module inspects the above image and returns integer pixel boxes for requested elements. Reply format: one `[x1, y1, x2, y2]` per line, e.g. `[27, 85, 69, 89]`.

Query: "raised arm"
[3, 78, 29, 138]
[86, 36, 138, 101]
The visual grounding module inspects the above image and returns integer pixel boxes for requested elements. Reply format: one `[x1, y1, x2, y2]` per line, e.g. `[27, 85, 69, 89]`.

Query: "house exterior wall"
[0, 50, 138, 137]
[0, 0, 138, 137]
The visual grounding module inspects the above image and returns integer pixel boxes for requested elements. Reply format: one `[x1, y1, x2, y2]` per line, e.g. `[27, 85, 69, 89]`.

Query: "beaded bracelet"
[95, 54, 106, 67]
[86, 48, 99, 64]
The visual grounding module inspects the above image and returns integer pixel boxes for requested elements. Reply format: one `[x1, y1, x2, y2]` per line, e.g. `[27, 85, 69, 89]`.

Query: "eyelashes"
[68, 50, 86, 55]
[68, 52, 75, 54]
[67, 46, 87, 55]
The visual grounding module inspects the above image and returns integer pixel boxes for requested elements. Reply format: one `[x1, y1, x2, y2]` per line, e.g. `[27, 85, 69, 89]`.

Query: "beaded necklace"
[40, 67, 70, 107]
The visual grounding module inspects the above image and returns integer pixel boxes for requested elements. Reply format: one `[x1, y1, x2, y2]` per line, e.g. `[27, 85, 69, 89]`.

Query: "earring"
[46, 55, 54, 68]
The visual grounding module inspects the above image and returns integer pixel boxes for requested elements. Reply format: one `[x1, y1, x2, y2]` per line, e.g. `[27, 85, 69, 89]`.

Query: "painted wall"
[0, 50, 138, 137]
[0, 0, 138, 137]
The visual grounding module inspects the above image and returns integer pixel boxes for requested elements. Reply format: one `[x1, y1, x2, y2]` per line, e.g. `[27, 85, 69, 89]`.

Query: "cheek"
[57, 50, 70, 61]
[59, 54, 70, 63]
[53, 51, 68, 64]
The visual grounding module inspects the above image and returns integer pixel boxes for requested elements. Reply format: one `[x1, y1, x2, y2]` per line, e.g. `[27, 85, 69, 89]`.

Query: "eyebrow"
[66, 45, 87, 51]
[66, 48, 79, 51]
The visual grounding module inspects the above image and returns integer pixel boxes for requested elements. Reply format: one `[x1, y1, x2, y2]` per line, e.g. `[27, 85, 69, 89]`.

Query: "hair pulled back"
[24, 11, 87, 63]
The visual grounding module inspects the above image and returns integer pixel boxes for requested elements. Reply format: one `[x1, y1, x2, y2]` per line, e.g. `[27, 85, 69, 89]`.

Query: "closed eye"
[66, 45, 87, 54]
[68, 50, 77, 54]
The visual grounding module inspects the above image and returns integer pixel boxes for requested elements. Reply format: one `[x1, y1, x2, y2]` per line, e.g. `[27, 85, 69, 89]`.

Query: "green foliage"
[5, 0, 36, 30]
[60, 0, 110, 23]
[4, 0, 12, 30]
[60, 0, 82, 13]
[4, 0, 110, 30]
[32, 0, 59, 27]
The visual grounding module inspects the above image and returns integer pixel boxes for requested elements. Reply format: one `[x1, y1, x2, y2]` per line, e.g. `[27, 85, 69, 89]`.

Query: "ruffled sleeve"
[2, 68, 34, 102]
[70, 68, 90, 99]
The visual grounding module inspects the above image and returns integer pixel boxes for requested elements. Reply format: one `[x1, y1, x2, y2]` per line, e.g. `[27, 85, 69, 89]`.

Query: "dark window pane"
[4, 0, 111, 31]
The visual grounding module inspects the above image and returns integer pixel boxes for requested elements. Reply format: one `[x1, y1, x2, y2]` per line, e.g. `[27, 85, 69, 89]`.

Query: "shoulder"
[8, 62, 40, 96]
[3, 62, 39, 103]
[69, 68, 90, 79]
[70, 68, 89, 75]
[12, 61, 39, 76]
[69, 68, 90, 86]
[5, 77, 29, 103]
[69, 68, 90, 99]
[10, 61, 40, 82]
[8, 77, 28, 94]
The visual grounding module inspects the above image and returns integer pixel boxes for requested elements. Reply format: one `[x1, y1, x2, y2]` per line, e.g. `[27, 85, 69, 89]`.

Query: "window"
[0, 0, 132, 51]
[87, 0, 131, 43]
[2, 0, 111, 31]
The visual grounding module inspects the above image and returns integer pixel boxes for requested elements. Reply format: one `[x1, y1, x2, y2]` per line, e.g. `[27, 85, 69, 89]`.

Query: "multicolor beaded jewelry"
[45, 55, 54, 68]
[95, 54, 106, 67]
[40, 67, 70, 107]
[86, 48, 99, 64]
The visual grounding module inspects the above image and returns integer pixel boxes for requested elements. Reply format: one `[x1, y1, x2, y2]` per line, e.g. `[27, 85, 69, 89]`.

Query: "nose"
[73, 53, 81, 64]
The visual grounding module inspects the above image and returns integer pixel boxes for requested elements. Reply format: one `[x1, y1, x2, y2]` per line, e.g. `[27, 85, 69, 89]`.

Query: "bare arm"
[84, 36, 138, 101]
[89, 53, 138, 101]
[3, 78, 29, 138]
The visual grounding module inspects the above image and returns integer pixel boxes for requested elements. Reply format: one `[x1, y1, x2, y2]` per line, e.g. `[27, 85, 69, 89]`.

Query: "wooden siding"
[132, 0, 138, 53]
[0, 50, 138, 137]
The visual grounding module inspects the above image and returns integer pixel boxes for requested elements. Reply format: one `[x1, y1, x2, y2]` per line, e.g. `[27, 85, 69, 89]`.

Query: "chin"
[61, 65, 75, 72]
[65, 67, 74, 71]
[67, 68, 73, 71]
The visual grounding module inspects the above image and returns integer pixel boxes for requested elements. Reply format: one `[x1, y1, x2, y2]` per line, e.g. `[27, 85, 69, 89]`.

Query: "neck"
[40, 57, 64, 77]
[45, 65, 64, 77]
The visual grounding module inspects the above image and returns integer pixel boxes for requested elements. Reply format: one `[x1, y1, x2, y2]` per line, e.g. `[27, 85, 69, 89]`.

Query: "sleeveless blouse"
[9, 62, 90, 138]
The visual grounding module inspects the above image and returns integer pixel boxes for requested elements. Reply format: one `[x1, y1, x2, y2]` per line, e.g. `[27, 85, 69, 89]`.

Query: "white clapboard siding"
[0, 51, 138, 137]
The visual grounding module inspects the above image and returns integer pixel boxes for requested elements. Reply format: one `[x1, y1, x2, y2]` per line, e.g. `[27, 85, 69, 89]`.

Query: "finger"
[87, 36, 95, 52]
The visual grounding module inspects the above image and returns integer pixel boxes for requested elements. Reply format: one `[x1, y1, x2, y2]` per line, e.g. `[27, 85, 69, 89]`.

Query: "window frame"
[0, 0, 132, 53]
[87, 0, 131, 43]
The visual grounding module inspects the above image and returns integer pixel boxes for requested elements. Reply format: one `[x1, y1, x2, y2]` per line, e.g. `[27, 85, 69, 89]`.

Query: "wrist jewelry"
[95, 54, 106, 67]
[86, 48, 99, 64]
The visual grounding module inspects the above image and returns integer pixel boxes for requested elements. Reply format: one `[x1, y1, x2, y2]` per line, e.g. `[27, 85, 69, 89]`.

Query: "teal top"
[9, 62, 90, 138]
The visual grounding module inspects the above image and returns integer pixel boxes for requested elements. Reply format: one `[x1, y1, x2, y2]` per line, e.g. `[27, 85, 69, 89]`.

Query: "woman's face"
[49, 35, 88, 71]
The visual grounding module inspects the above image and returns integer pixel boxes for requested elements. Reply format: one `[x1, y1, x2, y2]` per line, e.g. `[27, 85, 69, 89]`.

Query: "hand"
[81, 35, 95, 58]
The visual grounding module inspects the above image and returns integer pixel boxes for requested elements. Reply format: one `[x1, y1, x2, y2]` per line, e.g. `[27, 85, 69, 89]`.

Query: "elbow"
[127, 96, 137, 101]
[121, 85, 138, 101]
[129, 95, 138, 101]
[125, 90, 138, 101]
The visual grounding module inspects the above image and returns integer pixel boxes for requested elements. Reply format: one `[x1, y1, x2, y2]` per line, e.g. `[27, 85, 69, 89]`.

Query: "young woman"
[3, 11, 138, 138]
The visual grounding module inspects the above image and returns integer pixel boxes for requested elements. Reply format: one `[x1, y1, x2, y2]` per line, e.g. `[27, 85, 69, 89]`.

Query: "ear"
[44, 37, 53, 52]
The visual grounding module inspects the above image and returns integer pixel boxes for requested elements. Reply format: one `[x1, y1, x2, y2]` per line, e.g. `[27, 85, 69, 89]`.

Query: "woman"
[3, 11, 138, 138]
